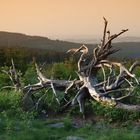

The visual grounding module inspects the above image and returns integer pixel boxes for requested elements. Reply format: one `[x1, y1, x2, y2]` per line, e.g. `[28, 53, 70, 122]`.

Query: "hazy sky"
[0, 0, 140, 39]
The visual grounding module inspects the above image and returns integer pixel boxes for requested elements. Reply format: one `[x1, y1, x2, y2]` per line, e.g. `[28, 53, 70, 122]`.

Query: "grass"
[0, 91, 140, 140]
[0, 118, 140, 140]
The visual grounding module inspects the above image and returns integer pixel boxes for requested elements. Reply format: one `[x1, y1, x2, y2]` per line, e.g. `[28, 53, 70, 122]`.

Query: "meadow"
[0, 58, 140, 140]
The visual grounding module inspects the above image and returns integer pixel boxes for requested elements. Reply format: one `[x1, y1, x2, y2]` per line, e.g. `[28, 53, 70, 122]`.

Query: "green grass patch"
[0, 118, 140, 140]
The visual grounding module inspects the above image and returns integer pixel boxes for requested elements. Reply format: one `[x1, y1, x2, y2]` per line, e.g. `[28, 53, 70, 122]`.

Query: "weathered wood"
[66, 18, 140, 116]
[2, 18, 140, 116]
[1, 59, 21, 91]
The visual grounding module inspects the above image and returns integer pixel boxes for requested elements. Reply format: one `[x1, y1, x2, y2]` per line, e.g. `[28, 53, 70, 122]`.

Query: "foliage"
[0, 57, 140, 139]
[0, 46, 78, 69]
[0, 91, 21, 111]
[0, 90, 37, 119]
[22, 63, 38, 85]
[91, 101, 140, 123]
[0, 59, 140, 122]
[51, 60, 77, 79]
[0, 70, 11, 89]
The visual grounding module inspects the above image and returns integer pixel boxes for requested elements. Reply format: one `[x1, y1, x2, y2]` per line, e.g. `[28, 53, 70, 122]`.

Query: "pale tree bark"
[66, 17, 140, 117]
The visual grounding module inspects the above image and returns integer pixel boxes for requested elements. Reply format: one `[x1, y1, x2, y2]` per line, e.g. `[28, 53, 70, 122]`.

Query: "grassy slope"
[0, 90, 140, 140]
[0, 118, 140, 140]
[0, 31, 89, 52]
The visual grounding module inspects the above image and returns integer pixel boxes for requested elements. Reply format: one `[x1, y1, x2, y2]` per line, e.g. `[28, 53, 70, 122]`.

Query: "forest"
[0, 18, 140, 140]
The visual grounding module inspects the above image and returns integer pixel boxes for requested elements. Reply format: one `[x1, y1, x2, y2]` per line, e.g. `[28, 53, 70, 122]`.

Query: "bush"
[91, 101, 140, 123]
[0, 66, 12, 89]
[22, 64, 38, 85]
[50, 61, 77, 79]
[0, 91, 21, 112]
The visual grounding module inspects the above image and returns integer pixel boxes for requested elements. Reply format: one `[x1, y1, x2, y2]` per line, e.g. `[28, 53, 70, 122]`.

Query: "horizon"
[0, 0, 140, 41]
[0, 30, 140, 44]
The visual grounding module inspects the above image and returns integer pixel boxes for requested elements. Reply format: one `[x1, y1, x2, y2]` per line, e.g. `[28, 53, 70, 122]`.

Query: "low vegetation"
[0, 59, 140, 140]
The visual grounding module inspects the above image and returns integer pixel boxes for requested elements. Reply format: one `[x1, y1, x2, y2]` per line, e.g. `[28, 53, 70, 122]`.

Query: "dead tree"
[22, 63, 81, 111]
[21, 18, 140, 116]
[67, 17, 140, 117]
[2, 18, 140, 118]
[1, 59, 21, 91]
[1, 59, 80, 111]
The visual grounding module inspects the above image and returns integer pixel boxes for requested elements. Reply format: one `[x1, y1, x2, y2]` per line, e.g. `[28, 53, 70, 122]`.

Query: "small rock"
[132, 125, 140, 133]
[72, 123, 81, 128]
[47, 122, 64, 128]
[67, 136, 85, 140]
[95, 122, 107, 129]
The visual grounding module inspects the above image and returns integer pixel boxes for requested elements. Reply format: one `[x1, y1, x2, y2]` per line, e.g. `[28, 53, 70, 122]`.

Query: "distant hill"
[112, 42, 140, 58]
[0, 31, 94, 52]
[0, 31, 140, 58]
[64, 36, 140, 44]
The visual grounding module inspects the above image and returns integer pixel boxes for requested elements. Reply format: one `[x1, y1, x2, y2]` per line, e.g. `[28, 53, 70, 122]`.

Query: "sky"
[0, 0, 140, 39]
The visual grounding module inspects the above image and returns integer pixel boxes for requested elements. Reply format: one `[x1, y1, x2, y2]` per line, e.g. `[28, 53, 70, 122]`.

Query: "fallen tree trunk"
[2, 18, 140, 118]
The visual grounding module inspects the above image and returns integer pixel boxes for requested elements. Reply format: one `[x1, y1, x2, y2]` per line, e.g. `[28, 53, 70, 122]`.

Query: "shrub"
[22, 64, 38, 85]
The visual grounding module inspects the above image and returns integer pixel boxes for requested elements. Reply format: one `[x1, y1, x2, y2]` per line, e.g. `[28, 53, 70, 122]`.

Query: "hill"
[64, 36, 140, 44]
[0, 31, 140, 58]
[0, 31, 93, 52]
[113, 42, 140, 58]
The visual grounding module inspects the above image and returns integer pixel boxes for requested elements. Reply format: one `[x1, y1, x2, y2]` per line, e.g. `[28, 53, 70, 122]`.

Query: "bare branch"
[51, 82, 60, 105]
[35, 88, 51, 110]
[102, 17, 108, 46]
[103, 29, 128, 49]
